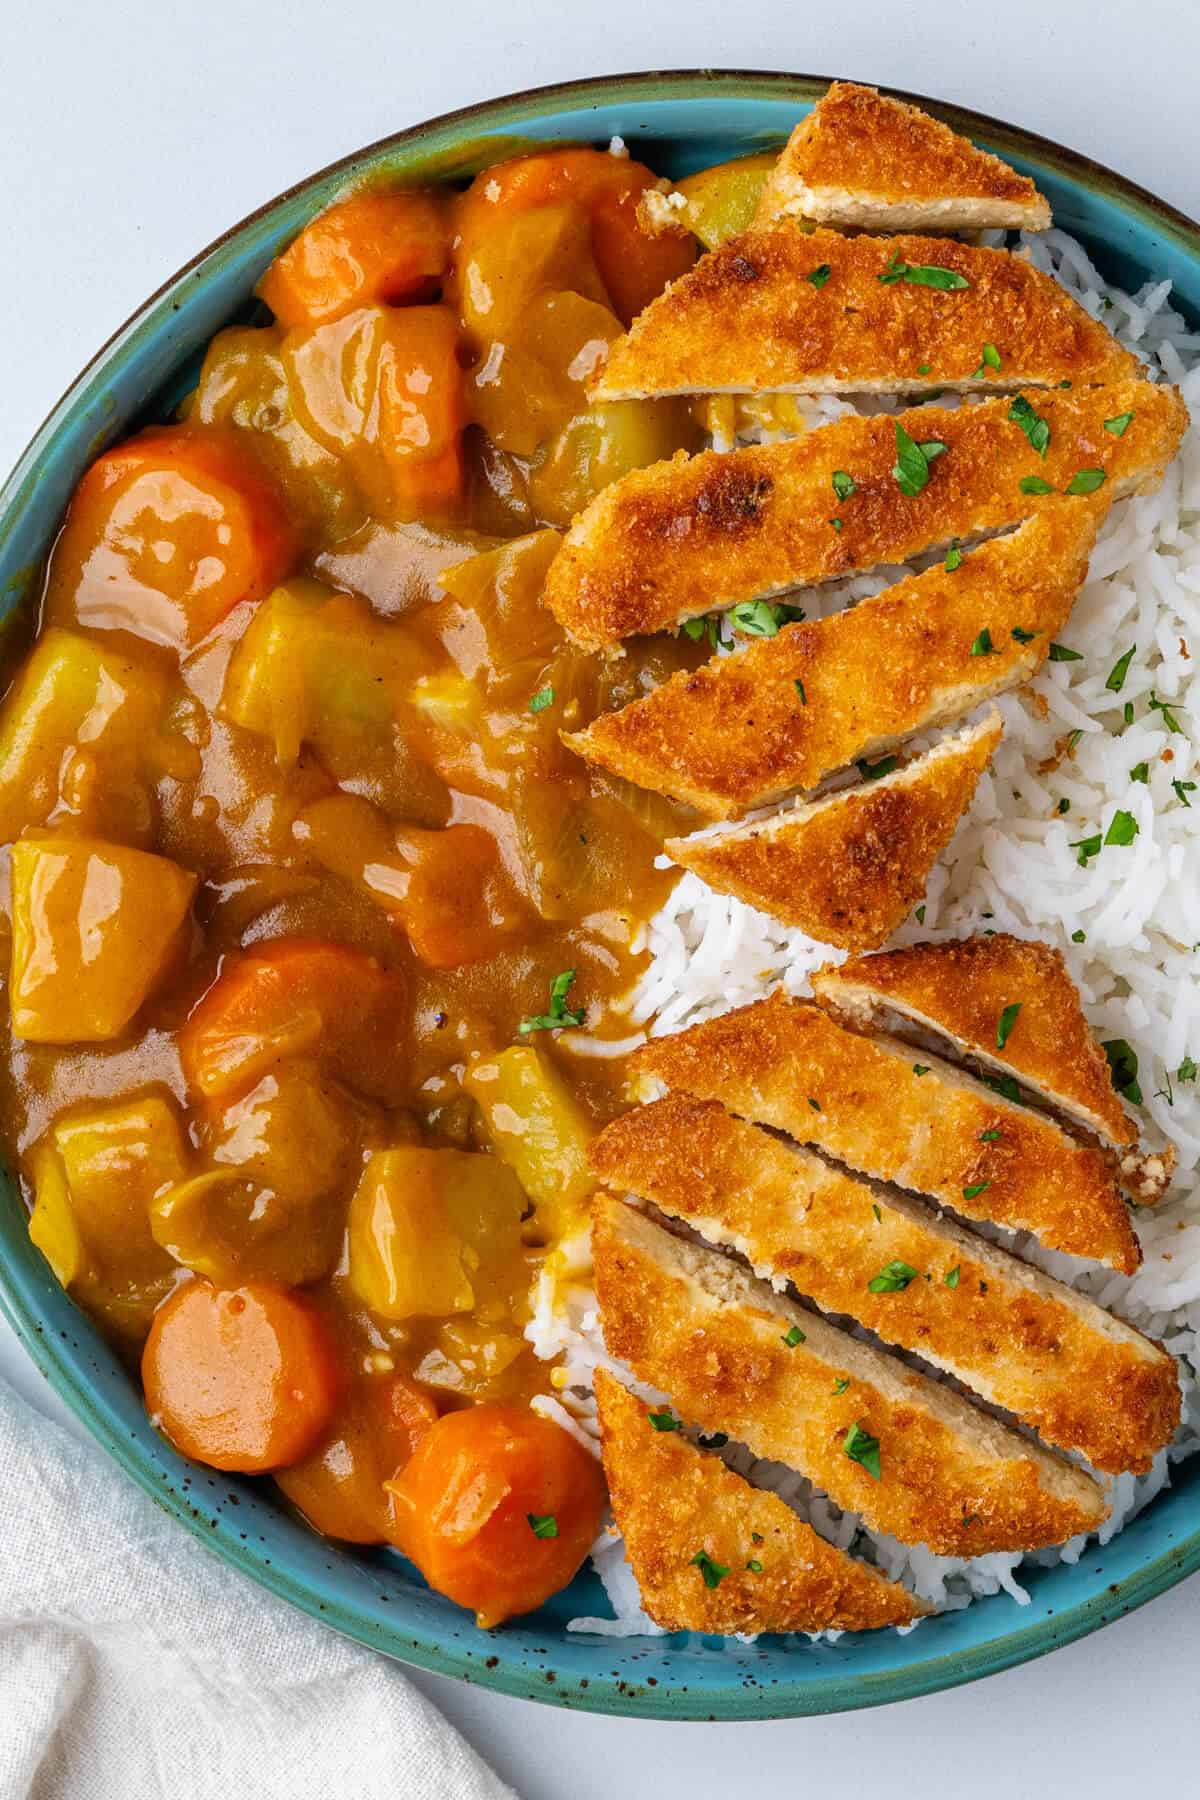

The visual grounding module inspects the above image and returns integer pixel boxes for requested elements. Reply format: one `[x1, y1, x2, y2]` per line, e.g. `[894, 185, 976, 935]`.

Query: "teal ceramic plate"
[0, 71, 1197, 1721]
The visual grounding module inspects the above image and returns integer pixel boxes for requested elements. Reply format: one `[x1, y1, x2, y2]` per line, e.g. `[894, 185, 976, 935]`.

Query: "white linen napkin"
[0, 1373, 519, 1800]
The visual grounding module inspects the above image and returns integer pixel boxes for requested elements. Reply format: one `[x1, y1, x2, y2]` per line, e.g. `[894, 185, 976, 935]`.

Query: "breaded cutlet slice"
[542, 380, 1186, 649]
[594, 1370, 925, 1633]
[564, 507, 1096, 818]
[593, 1196, 1108, 1555]
[634, 990, 1141, 1274]
[590, 228, 1133, 402]
[754, 82, 1052, 233]
[812, 935, 1176, 1206]
[591, 1097, 1180, 1475]
[665, 712, 1001, 953]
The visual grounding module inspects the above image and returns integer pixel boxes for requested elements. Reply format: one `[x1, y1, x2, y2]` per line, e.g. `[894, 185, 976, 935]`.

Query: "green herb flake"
[1148, 692, 1185, 733]
[1104, 411, 1135, 437]
[970, 627, 996, 657]
[979, 1128, 1002, 1143]
[1123, 701, 1135, 726]
[915, 904, 927, 925]
[871, 1203, 883, 1224]
[1173, 780, 1196, 808]
[1178, 1056, 1197, 1083]
[1104, 1038, 1143, 1105]
[1130, 762, 1150, 784]
[1105, 646, 1136, 693]
[691, 1550, 730, 1589]
[1071, 929, 1086, 943]
[843, 1422, 882, 1481]
[831, 516, 844, 531]
[1019, 474, 1055, 495]
[832, 469, 857, 501]
[983, 1072, 1023, 1104]
[682, 617, 708, 641]
[868, 1260, 919, 1294]
[529, 684, 556, 715]
[1066, 468, 1107, 496]
[1012, 626, 1038, 644]
[832, 1377, 850, 1396]
[751, 1532, 764, 1544]
[1009, 394, 1051, 458]
[1105, 809, 1139, 847]
[1049, 642, 1083, 662]
[1057, 797, 1070, 814]
[782, 1325, 806, 1348]
[944, 1265, 962, 1289]
[794, 678, 807, 706]
[996, 1002, 1022, 1049]
[878, 253, 970, 291]
[806, 264, 832, 288]
[971, 341, 1002, 378]
[917, 363, 931, 375]
[745, 1559, 763, 1573]
[892, 421, 946, 497]
[1072, 832, 1103, 867]
[697, 1431, 729, 1449]
[807, 1095, 821, 1111]
[963, 1180, 992, 1201]
[519, 969, 585, 1035]
[857, 753, 899, 781]
[944, 539, 964, 572]
[527, 1513, 559, 1538]
[729, 600, 800, 639]
[647, 1409, 681, 1432]
[912, 1063, 931, 1077]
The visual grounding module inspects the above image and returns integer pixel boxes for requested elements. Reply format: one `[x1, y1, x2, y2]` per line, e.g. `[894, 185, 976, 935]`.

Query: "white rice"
[528, 227, 1200, 1639]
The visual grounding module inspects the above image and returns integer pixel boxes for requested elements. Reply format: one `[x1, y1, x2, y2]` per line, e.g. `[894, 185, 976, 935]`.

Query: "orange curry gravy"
[0, 143, 721, 1616]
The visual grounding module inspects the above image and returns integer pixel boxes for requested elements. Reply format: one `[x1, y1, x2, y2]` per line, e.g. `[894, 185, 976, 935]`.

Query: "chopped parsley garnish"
[794, 678, 807, 706]
[519, 969, 584, 1034]
[807, 1095, 821, 1111]
[1012, 626, 1038, 644]
[682, 616, 708, 641]
[691, 1550, 730, 1589]
[912, 1063, 931, 1077]
[647, 1409, 681, 1432]
[996, 1002, 1022, 1049]
[868, 1260, 919, 1293]
[832, 469, 857, 501]
[979, 1128, 1002, 1143]
[1123, 701, 1135, 726]
[944, 1265, 962, 1289]
[1009, 394, 1051, 457]
[857, 753, 899, 781]
[527, 1513, 559, 1538]
[832, 1378, 850, 1396]
[963, 1180, 992, 1201]
[1179, 1055, 1197, 1083]
[1105, 809, 1139, 847]
[751, 1532, 764, 1544]
[878, 253, 970, 291]
[1019, 474, 1055, 495]
[970, 628, 996, 656]
[1130, 761, 1150, 784]
[1105, 646, 1136, 693]
[1104, 411, 1135, 437]
[1072, 832, 1102, 867]
[1071, 928, 1086, 942]
[1103, 1038, 1142, 1105]
[1057, 797, 1070, 814]
[1066, 468, 1107, 496]
[782, 1325, 807, 1348]
[892, 421, 947, 497]
[917, 363, 931, 375]
[978, 1280, 989, 1294]
[843, 1422, 882, 1480]
[983, 1072, 1023, 1104]
[871, 1203, 883, 1224]
[806, 263, 832, 287]
[944, 539, 963, 572]
[915, 904, 926, 923]
[1049, 642, 1083, 662]
[529, 686, 555, 714]
[1173, 780, 1196, 808]
[698, 1431, 729, 1449]
[831, 517, 844, 531]
[1148, 692, 1185, 733]
[971, 341, 1002, 378]
[729, 599, 805, 638]
[745, 1559, 763, 1573]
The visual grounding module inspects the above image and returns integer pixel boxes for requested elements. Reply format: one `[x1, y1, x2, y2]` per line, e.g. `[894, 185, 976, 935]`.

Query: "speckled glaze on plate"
[0, 71, 1197, 1721]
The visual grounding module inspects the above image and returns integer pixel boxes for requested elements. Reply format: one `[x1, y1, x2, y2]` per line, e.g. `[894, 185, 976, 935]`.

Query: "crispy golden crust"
[595, 1370, 924, 1632]
[592, 1098, 1179, 1474]
[591, 228, 1130, 402]
[812, 935, 1137, 1148]
[756, 83, 1051, 231]
[543, 381, 1186, 649]
[635, 991, 1141, 1274]
[564, 508, 1095, 817]
[665, 714, 1000, 951]
[592, 1196, 1107, 1555]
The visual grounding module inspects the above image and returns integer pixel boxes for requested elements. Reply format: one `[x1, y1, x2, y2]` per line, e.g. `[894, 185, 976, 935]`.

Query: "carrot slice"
[43, 425, 297, 651]
[142, 1279, 338, 1472]
[178, 938, 408, 1104]
[258, 188, 451, 328]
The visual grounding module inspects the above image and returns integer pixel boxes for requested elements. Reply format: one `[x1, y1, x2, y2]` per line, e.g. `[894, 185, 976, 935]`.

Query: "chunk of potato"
[0, 628, 169, 845]
[52, 1093, 188, 1259]
[673, 150, 784, 248]
[347, 1147, 525, 1321]
[9, 836, 196, 1042]
[527, 398, 700, 528]
[27, 1144, 87, 1289]
[464, 1046, 595, 1241]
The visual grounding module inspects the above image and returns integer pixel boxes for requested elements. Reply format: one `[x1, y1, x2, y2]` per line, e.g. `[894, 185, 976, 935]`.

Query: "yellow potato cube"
[52, 1093, 188, 1260]
[27, 1144, 87, 1289]
[10, 835, 197, 1042]
[464, 1045, 595, 1240]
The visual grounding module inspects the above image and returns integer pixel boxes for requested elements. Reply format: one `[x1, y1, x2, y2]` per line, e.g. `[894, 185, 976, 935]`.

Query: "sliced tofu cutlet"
[595, 1370, 925, 1633]
[593, 1196, 1108, 1555]
[590, 228, 1133, 403]
[565, 507, 1096, 817]
[813, 935, 1176, 1206]
[665, 712, 1000, 953]
[591, 1097, 1180, 1475]
[635, 990, 1141, 1274]
[755, 82, 1052, 233]
[542, 380, 1186, 650]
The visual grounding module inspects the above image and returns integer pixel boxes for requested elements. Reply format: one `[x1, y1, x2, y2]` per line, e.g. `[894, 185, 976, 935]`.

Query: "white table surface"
[2, 2, 1196, 1793]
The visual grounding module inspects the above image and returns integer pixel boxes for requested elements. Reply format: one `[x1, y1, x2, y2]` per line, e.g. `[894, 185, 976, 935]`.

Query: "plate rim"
[1, 67, 1198, 1722]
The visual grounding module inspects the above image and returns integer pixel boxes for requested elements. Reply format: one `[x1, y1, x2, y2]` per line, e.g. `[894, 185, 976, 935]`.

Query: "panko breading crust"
[635, 990, 1142, 1274]
[543, 381, 1186, 649]
[591, 1096, 1179, 1474]
[664, 712, 1001, 951]
[593, 1196, 1108, 1555]
[590, 228, 1132, 402]
[594, 1369, 924, 1633]
[565, 506, 1096, 817]
[755, 82, 1052, 233]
